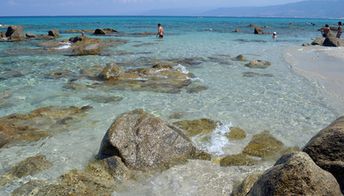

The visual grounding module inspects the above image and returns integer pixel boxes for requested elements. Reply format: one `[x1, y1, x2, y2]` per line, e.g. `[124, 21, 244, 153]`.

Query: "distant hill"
[203, 0, 344, 18]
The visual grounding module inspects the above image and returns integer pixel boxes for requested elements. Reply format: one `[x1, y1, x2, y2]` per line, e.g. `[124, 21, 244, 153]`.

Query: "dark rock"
[97, 109, 207, 171]
[303, 116, 344, 192]
[94, 28, 118, 35]
[83, 95, 123, 104]
[5, 26, 25, 41]
[254, 27, 264, 35]
[323, 35, 344, 47]
[248, 152, 342, 196]
[48, 29, 60, 37]
[69, 36, 85, 43]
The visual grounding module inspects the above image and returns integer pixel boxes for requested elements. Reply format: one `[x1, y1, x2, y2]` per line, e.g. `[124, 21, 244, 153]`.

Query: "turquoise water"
[0, 16, 342, 195]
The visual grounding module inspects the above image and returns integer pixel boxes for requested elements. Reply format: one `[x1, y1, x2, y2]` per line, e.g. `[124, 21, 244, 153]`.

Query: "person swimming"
[157, 23, 164, 38]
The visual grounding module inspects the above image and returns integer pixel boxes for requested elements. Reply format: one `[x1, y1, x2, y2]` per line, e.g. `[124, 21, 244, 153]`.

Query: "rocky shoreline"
[1, 107, 343, 195]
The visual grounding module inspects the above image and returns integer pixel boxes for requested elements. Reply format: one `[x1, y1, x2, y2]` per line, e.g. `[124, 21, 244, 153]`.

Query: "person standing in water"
[321, 24, 331, 38]
[337, 22, 342, 38]
[157, 23, 164, 38]
[272, 32, 277, 40]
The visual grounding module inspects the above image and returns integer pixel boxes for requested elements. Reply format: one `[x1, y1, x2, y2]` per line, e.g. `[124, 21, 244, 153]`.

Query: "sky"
[0, 0, 306, 16]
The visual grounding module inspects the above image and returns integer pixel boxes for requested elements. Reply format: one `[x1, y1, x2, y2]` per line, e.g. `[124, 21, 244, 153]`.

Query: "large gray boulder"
[303, 116, 344, 193]
[5, 26, 25, 41]
[97, 109, 207, 171]
[248, 152, 342, 196]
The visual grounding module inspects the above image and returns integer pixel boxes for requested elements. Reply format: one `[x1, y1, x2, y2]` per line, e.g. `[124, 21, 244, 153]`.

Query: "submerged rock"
[185, 82, 208, 93]
[248, 152, 342, 196]
[0, 155, 52, 187]
[245, 60, 271, 69]
[173, 118, 218, 137]
[97, 63, 194, 93]
[303, 116, 344, 192]
[97, 109, 209, 171]
[83, 95, 123, 104]
[226, 127, 246, 140]
[242, 131, 284, 158]
[13, 156, 128, 196]
[71, 37, 104, 56]
[242, 72, 273, 78]
[0, 106, 91, 148]
[220, 154, 258, 167]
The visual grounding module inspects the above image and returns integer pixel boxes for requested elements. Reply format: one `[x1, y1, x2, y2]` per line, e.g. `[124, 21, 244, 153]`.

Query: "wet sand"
[285, 46, 344, 113]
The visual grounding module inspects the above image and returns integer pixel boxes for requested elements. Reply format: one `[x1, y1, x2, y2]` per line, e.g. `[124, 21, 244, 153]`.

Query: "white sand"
[285, 46, 344, 113]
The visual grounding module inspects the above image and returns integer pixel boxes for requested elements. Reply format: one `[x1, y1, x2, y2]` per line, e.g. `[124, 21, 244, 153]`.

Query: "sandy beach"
[285, 46, 344, 113]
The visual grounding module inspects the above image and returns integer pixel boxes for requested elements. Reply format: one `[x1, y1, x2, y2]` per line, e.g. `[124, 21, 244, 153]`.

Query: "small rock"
[173, 118, 218, 137]
[98, 63, 124, 80]
[220, 154, 258, 167]
[227, 127, 246, 140]
[233, 55, 247, 62]
[48, 29, 60, 37]
[242, 131, 284, 158]
[245, 60, 271, 69]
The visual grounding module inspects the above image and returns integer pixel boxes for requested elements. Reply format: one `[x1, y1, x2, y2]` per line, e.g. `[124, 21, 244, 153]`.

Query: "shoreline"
[284, 46, 344, 114]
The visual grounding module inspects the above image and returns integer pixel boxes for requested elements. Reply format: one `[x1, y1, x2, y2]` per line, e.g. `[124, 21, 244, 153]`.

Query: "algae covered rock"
[0, 106, 91, 148]
[71, 37, 104, 56]
[12, 156, 129, 196]
[226, 127, 246, 140]
[248, 152, 342, 196]
[0, 155, 52, 187]
[98, 63, 124, 80]
[242, 131, 284, 158]
[220, 154, 258, 167]
[245, 60, 271, 69]
[303, 116, 344, 192]
[231, 173, 262, 196]
[97, 109, 206, 171]
[173, 118, 217, 137]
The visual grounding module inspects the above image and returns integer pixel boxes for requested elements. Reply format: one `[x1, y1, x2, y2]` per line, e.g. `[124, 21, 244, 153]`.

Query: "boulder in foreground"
[303, 116, 344, 192]
[248, 152, 342, 196]
[97, 109, 210, 171]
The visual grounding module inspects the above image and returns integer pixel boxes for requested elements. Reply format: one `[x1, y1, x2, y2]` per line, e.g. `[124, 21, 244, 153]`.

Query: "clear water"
[0, 16, 342, 195]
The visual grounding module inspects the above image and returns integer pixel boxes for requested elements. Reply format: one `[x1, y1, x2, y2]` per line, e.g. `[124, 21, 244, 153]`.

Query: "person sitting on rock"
[321, 24, 331, 38]
[337, 22, 342, 39]
[157, 24, 164, 38]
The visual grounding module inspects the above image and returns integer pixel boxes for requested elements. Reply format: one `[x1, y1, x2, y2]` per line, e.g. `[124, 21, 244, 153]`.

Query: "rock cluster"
[234, 116, 344, 195]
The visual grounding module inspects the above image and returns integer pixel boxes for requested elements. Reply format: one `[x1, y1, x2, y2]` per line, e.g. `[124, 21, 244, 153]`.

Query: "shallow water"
[0, 16, 342, 195]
